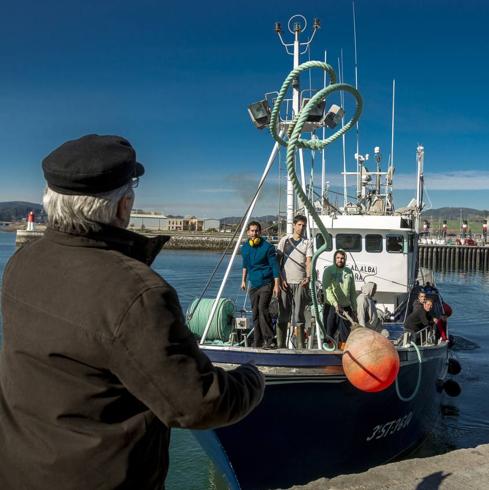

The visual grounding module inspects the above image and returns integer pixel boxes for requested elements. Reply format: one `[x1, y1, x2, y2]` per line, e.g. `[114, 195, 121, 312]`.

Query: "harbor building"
[129, 213, 220, 232]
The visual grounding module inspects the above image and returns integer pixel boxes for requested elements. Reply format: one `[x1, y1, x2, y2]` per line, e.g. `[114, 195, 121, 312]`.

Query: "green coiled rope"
[270, 60, 363, 350]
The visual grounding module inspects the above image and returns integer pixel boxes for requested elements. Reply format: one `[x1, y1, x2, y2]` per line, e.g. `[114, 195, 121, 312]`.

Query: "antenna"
[390, 79, 396, 171]
[352, 1, 361, 199]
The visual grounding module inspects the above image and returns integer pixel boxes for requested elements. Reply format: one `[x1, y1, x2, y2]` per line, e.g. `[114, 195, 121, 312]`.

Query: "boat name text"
[351, 263, 378, 281]
[366, 412, 413, 441]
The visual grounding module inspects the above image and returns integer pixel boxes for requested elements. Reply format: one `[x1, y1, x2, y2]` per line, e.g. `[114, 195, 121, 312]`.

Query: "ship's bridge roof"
[317, 214, 413, 232]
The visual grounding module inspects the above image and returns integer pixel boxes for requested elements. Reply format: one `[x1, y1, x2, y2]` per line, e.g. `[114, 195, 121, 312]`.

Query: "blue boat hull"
[193, 343, 448, 489]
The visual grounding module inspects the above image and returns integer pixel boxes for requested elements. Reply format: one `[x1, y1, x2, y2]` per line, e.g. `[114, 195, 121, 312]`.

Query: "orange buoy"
[342, 327, 400, 393]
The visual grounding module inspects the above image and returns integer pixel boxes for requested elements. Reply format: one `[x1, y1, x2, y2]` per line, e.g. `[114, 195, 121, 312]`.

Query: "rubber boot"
[296, 324, 305, 349]
[276, 323, 288, 348]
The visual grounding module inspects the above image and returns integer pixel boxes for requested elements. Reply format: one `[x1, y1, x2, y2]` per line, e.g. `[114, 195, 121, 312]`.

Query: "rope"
[395, 341, 422, 402]
[269, 60, 363, 350]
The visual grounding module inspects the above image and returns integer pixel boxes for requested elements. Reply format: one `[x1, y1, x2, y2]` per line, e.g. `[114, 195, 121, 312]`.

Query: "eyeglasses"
[131, 177, 139, 188]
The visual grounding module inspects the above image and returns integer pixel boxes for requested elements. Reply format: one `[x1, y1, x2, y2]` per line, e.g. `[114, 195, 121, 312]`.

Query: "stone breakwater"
[163, 233, 238, 251]
[14, 229, 240, 252]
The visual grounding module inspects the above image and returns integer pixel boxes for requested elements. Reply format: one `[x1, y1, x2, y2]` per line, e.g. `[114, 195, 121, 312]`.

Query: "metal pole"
[339, 51, 347, 208]
[287, 28, 301, 235]
[415, 145, 424, 231]
[391, 79, 396, 170]
[298, 148, 311, 240]
[321, 50, 327, 210]
[200, 132, 285, 344]
[352, 1, 361, 199]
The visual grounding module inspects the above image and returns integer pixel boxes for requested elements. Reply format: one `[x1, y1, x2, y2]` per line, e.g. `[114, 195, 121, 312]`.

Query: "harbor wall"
[292, 443, 489, 489]
[418, 244, 489, 272]
[14, 231, 489, 271]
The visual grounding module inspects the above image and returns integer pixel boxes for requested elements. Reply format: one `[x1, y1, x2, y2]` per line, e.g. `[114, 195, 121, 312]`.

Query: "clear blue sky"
[0, 0, 488, 217]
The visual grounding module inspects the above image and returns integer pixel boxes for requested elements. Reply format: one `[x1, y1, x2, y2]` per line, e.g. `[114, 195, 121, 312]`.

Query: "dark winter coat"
[0, 225, 264, 489]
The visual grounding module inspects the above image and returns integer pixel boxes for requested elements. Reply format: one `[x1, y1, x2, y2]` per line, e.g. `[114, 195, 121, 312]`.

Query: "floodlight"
[301, 97, 326, 123]
[313, 18, 320, 29]
[247, 99, 271, 129]
[323, 104, 344, 128]
[274, 22, 282, 33]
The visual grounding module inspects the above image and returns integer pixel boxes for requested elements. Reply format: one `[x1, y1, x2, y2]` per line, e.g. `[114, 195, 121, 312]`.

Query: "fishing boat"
[187, 14, 461, 490]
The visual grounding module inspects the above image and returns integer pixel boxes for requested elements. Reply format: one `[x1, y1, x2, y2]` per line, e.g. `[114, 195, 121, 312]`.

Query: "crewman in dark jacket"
[241, 221, 280, 349]
[0, 134, 265, 490]
[404, 296, 437, 341]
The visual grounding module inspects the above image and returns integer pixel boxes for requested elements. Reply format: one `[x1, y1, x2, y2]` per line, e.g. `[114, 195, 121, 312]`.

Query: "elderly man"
[0, 134, 264, 489]
[322, 249, 357, 345]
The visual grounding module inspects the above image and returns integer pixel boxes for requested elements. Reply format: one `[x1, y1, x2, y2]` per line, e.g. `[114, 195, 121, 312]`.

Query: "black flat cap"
[42, 134, 145, 195]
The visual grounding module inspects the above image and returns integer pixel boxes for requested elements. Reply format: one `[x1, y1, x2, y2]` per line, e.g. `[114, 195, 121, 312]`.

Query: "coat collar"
[44, 224, 170, 266]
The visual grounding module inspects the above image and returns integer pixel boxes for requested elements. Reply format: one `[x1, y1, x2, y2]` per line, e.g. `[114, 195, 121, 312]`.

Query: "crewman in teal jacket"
[241, 221, 280, 349]
[322, 249, 357, 344]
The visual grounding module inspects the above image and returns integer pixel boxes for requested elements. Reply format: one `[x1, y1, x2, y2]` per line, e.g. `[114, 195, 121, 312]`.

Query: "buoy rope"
[395, 342, 422, 402]
[270, 60, 363, 350]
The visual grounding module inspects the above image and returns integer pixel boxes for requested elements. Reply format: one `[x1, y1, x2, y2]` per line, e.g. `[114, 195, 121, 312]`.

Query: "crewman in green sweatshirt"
[322, 249, 357, 344]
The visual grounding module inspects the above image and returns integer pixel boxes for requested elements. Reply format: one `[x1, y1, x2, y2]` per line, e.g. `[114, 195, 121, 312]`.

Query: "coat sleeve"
[356, 296, 367, 326]
[348, 272, 357, 310]
[322, 268, 338, 307]
[267, 244, 280, 279]
[109, 285, 265, 429]
[242, 244, 249, 271]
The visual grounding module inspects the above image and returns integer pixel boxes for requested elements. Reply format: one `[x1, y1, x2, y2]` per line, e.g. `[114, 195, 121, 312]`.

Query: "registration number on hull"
[366, 412, 413, 441]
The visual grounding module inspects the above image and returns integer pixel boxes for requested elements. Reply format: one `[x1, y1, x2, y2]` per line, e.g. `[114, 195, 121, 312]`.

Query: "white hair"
[43, 184, 134, 233]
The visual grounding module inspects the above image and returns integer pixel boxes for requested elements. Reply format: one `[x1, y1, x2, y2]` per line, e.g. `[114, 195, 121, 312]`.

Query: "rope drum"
[187, 298, 235, 341]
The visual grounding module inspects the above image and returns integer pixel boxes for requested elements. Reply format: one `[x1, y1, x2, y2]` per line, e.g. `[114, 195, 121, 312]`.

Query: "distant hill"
[221, 215, 278, 225]
[0, 201, 43, 222]
[422, 207, 489, 220]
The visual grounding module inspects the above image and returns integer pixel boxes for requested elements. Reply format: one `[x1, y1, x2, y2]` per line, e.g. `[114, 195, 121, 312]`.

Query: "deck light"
[247, 100, 271, 129]
[323, 104, 345, 128]
[301, 97, 326, 123]
[274, 22, 282, 33]
[313, 18, 320, 30]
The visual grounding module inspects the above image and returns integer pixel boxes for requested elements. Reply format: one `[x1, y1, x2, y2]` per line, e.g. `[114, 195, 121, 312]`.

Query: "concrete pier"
[291, 444, 489, 489]
[418, 244, 489, 272]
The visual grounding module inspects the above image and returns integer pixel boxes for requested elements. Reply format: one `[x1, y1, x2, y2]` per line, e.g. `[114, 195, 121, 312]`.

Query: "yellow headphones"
[248, 237, 261, 247]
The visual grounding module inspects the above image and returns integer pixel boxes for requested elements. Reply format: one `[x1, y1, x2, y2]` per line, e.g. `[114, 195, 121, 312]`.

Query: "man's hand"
[300, 277, 310, 288]
[335, 304, 343, 314]
[281, 279, 289, 291]
[273, 283, 281, 298]
[241, 281, 247, 291]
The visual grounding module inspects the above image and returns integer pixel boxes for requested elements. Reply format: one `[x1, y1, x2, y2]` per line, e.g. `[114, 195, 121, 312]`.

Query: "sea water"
[1, 231, 489, 489]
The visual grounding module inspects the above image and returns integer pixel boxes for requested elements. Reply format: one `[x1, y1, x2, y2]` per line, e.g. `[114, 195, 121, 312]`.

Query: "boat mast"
[352, 1, 361, 200]
[415, 145, 425, 232]
[276, 15, 320, 233]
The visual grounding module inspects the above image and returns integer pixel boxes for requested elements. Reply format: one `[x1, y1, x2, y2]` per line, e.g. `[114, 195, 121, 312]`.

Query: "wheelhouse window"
[315, 232, 332, 251]
[365, 234, 383, 253]
[387, 235, 404, 253]
[336, 234, 362, 252]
